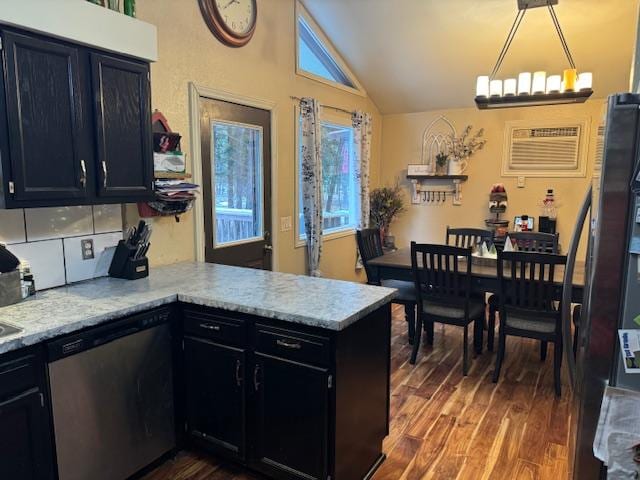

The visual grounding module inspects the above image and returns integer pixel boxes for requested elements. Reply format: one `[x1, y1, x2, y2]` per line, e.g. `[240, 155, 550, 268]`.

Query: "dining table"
[367, 247, 586, 353]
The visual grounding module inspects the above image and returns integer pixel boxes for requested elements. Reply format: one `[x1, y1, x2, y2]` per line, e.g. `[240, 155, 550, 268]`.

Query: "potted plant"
[435, 152, 449, 176]
[370, 184, 405, 248]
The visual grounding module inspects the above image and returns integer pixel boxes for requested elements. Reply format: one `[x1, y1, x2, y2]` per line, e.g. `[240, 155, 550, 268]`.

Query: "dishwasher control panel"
[46, 306, 172, 362]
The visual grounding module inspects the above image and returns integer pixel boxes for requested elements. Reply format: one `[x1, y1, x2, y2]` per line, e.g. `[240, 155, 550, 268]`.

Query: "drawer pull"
[235, 359, 243, 387]
[199, 323, 221, 331]
[276, 339, 302, 350]
[253, 365, 261, 392]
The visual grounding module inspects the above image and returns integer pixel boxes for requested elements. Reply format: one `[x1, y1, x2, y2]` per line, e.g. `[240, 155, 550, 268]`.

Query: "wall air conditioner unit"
[502, 119, 589, 177]
[593, 124, 605, 177]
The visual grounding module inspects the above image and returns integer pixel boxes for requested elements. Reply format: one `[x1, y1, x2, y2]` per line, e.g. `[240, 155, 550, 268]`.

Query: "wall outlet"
[280, 216, 292, 232]
[517, 176, 526, 188]
[81, 239, 94, 260]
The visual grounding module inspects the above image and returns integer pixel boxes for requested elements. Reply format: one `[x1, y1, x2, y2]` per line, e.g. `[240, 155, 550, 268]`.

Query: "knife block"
[108, 241, 149, 280]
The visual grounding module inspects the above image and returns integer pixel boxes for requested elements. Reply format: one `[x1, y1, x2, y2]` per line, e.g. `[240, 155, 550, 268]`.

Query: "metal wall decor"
[421, 116, 456, 173]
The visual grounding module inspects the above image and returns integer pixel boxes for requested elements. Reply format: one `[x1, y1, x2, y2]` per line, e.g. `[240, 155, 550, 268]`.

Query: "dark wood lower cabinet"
[184, 336, 246, 460]
[0, 348, 54, 480]
[252, 353, 329, 480]
[181, 303, 392, 480]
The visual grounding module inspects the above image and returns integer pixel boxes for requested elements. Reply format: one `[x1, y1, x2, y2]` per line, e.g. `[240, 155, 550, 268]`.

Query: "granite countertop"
[0, 262, 397, 354]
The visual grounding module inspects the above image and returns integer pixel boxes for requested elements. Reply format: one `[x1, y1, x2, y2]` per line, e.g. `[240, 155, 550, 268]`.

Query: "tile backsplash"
[0, 206, 123, 290]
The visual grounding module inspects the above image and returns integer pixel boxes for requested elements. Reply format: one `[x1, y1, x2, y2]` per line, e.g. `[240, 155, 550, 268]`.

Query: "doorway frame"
[188, 83, 278, 269]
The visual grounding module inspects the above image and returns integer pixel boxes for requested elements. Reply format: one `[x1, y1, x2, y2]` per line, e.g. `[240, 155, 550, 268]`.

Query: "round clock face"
[199, 0, 257, 47]
[214, 0, 256, 36]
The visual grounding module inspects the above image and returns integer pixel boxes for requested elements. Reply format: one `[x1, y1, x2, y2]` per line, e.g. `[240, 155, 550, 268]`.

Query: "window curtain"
[353, 111, 372, 270]
[300, 97, 323, 277]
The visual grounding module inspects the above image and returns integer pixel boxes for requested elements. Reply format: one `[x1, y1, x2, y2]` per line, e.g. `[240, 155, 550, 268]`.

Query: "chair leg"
[488, 304, 497, 352]
[573, 325, 579, 358]
[405, 303, 416, 345]
[493, 329, 506, 383]
[425, 318, 434, 345]
[554, 339, 563, 397]
[463, 325, 469, 376]
[540, 341, 548, 361]
[474, 316, 483, 354]
[410, 314, 423, 365]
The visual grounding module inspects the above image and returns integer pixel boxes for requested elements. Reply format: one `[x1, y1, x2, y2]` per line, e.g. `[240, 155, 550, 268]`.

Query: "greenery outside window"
[297, 112, 359, 243]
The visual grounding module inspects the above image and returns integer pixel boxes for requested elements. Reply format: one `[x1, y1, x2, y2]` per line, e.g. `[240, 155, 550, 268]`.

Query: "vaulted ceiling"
[301, 0, 638, 114]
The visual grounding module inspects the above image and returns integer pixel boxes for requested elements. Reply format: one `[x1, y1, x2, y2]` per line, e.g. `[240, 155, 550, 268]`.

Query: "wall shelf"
[406, 174, 468, 181]
[407, 174, 467, 206]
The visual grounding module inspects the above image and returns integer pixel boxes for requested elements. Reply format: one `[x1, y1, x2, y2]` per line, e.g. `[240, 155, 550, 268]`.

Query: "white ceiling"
[302, 0, 639, 114]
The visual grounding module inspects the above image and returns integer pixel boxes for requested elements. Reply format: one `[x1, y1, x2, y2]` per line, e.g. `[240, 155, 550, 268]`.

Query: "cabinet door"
[0, 389, 53, 480]
[2, 30, 89, 202]
[252, 353, 329, 480]
[184, 337, 246, 460]
[90, 52, 153, 199]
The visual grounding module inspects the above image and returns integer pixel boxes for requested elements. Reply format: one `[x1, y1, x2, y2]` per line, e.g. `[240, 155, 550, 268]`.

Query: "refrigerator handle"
[562, 184, 592, 388]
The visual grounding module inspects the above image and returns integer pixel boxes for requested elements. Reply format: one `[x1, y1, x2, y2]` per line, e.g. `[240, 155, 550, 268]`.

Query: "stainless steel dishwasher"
[47, 307, 176, 480]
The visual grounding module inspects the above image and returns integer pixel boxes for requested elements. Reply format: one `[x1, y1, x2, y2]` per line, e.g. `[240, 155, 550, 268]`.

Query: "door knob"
[264, 245, 273, 252]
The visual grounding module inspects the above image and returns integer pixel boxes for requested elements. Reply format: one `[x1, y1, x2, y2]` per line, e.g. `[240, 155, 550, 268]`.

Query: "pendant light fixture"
[475, 0, 593, 110]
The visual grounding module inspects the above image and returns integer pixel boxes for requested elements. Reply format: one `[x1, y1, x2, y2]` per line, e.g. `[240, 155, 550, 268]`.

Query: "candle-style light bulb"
[504, 78, 517, 96]
[490, 79, 503, 97]
[563, 68, 578, 92]
[476, 76, 489, 97]
[532, 71, 546, 95]
[518, 72, 532, 95]
[546, 75, 561, 94]
[577, 72, 593, 91]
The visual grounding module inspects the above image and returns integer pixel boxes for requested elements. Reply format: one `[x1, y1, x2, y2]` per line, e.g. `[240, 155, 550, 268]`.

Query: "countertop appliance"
[563, 93, 640, 478]
[47, 307, 175, 480]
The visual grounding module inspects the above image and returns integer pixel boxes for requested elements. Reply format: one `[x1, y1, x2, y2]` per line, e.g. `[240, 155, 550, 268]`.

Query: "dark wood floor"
[144, 304, 571, 480]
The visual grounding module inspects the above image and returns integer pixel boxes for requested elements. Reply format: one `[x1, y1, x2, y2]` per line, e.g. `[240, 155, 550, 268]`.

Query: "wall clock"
[198, 0, 257, 48]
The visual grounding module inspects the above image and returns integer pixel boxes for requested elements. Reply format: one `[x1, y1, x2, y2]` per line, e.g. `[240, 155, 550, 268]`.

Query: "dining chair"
[446, 226, 494, 249]
[410, 242, 485, 375]
[493, 250, 567, 396]
[446, 226, 493, 352]
[572, 304, 581, 358]
[357, 229, 417, 344]
[487, 231, 560, 352]
[509, 231, 559, 253]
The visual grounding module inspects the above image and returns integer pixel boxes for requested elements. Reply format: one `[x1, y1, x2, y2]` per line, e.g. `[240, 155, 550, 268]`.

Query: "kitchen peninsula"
[0, 262, 396, 480]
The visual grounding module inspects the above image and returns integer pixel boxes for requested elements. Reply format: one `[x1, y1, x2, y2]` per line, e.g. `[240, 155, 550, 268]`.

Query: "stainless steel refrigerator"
[566, 93, 640, 479]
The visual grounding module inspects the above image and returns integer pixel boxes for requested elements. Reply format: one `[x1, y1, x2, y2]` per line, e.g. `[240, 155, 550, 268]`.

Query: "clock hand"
[223, 0, 239, 7]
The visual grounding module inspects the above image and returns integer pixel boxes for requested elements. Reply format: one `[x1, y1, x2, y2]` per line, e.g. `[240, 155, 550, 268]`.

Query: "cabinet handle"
[199, 322, 220, 331]
[253, 364, 261, 392]
[235, 359, 242, 387]
[276, 338, 302, 350]
[102, 161, 108, 189]
[80, 160, 87, 188]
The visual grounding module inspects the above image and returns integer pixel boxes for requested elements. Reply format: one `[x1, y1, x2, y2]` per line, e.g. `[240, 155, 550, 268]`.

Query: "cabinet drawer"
[0, 351, 38, 401]
[254, 324, 330, 367]
[183, 308, 246, 346]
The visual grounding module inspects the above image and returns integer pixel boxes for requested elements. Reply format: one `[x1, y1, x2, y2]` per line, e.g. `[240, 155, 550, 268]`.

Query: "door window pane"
[212, 121, 263, 246]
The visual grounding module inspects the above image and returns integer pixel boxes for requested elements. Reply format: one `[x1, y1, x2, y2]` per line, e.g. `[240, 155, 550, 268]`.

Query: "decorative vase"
[124, 0, 135, 17]
[448, 157, 468, 175]
[436, 163, 447, 176]
[107, 0, 120, 11]
[383, 235, 396, 250]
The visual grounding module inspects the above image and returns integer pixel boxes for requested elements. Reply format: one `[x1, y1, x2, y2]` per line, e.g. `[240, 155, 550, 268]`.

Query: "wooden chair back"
[446, 226, 493, 249]
[508, 232, 559, 253]
[356, 229, 384, 284]
[497, 250, 567, 323]
[411, 242, 472, 308]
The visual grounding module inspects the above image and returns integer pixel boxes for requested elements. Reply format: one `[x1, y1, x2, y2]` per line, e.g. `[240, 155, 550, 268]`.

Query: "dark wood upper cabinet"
[0, 27, 153, 208]
[2, 31, 90, 203]
[91, 53, 153, 199]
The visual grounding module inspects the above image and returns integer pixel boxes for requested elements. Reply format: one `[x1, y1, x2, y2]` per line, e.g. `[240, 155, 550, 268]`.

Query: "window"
[295, 2, 365, 95]
[297, 115, 359, 241]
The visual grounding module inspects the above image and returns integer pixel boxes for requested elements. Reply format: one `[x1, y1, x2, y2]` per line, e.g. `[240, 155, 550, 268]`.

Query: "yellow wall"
[130, 0, 382, 282]
[381, 101, 608, 255]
